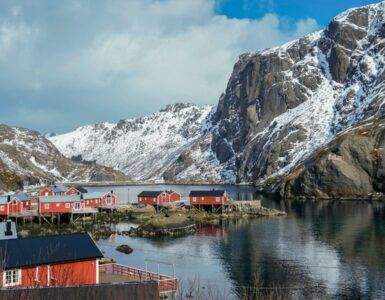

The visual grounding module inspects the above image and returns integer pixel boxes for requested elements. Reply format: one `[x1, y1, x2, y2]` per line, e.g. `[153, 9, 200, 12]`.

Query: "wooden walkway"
[99, 263, 178, 295]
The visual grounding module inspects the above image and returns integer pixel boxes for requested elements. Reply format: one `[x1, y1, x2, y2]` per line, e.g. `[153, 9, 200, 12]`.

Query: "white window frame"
[0, 206, 4, 211]
[193, 197, 196, 202]
[65, 203, 70, 208]
[215, 197, 220, 202]
[3, 269, 21, 287]
[44, 203, 50, 209]
[56, 203, 60, 207]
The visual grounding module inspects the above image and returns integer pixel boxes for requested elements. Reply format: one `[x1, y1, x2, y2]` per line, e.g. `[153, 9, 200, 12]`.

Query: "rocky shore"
[16, 202, 286, 239]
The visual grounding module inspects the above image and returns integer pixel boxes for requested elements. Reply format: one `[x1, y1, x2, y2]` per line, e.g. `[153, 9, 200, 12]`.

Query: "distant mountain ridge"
[50, 103, 235, 184]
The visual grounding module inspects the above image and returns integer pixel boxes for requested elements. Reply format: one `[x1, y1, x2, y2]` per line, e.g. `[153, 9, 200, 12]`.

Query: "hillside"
[0, 124, 127, 192]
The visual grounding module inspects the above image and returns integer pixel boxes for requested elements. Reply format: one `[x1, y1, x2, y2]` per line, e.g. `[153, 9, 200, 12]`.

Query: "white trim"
[3, 269, 21, 287]
[47, 265, 50, 286]
[96, 259, 99, 284]
[35, 266, 39, 283]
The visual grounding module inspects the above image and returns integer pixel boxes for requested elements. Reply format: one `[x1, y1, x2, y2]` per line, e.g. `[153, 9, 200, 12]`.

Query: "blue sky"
[217, 0, 378, 25]
[0, 0, 380, 133]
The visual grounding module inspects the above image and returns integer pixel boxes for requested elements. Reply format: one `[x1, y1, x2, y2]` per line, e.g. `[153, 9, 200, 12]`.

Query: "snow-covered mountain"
[51, 2, 385, 198]
[0, 124, 127, 192]
[50, 103, 234, 183]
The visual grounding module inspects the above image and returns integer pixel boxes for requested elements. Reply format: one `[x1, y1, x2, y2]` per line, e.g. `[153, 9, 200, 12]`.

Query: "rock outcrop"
[280, 117, 385, 199]
[0, 124, 127, 192]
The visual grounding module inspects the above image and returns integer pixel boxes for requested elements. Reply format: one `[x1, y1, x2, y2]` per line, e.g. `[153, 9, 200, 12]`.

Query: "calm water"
[89, 185, 385, 299]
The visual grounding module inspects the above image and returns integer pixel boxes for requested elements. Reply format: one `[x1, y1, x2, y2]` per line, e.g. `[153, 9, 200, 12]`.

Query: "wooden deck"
[99, 263, 178, 294]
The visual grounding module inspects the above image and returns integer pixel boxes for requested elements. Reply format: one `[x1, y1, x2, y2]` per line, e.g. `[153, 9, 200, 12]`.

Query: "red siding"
[138, 191, 181, 206]
[100, 194, 117, 207]
[84, 198, 100, 208]
[39, 201, 74, 214]
[65, 187, 80, 195]
[39, 187, 55, 196]
[189, 195, 229, 205]
[18, 259, 98, 288]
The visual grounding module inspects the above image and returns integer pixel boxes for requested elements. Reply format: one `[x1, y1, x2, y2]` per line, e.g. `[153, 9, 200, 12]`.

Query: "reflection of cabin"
[189, 190, 229, 206]
[0, 231, 103, 288]
[137, 191, 181, 206]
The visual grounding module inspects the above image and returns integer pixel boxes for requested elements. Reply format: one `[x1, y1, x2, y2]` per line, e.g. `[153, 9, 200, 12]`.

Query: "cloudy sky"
[0, 0, 379, 133]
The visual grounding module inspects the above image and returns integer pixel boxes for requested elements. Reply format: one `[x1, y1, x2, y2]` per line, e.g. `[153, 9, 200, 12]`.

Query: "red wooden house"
[0, 231, 103, 288]
[64, 186, 88, 196]
[39, 185, 67, 197]
[39, 195, 84, 214]
[188, 190, 229, 206]
[0, 195, 23, 216]
[82, 192, 117, 208]
[137, 191, 181, 206]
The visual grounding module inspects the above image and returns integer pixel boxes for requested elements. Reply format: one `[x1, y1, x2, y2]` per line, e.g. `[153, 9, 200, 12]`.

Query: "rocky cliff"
[0, 124, 127, 192]
[211, 2, 385, 198]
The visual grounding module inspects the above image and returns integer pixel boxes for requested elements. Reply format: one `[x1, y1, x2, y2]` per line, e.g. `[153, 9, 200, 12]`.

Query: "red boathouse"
[39, 195, 85, 214]
[137, 191, 181, 206]
[188, 190, 229, 206]
[0, 195, 23, 217]
[39, 185, 67, 197]
[0, 231, 103, 288]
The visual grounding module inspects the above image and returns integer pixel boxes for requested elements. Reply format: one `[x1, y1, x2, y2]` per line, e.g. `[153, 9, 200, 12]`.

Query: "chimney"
[5, 220, 12, 236]
[110, 190, 114, 194]
[80, 194, 84, 200]
[6, 195, 10, 203]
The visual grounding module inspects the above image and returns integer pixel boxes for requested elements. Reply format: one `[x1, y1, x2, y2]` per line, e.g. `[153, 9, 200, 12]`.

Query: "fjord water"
[90, 185, 385, 299]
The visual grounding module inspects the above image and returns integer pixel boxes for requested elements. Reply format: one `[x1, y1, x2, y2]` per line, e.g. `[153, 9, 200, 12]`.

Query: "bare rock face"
[0, 124, 127, 192]
[280, 117, 385, 199]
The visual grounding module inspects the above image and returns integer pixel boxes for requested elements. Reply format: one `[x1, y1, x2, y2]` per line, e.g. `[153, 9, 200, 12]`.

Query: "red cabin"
[0, 232, 103, 288]
[64, 187, 80, 195]
[39, 185, 67, 197]
[188, 190, 229, 206]
[0, 195, 23, 216]
[82, 192, 117, 208]
[137, 191, 181, 206]
[39, 195, 84, 214]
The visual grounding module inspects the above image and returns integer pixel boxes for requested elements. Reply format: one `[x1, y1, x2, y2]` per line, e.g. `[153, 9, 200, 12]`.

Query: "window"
[86, 200, 89, 204]
[193, 197, 196, 202]
[0, 206, 3, 211]
[45, 192, 49, 196]
[44, 203, 50, 209]
[215, 197, 220, 202]
[26, 201, 29, 205]
[56, 203, 60, 207]
[65, 203, 70, 208]
[3, 269, 21, 287]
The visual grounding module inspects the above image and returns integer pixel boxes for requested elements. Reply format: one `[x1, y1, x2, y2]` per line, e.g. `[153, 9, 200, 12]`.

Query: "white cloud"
[0, 0, 320, 132]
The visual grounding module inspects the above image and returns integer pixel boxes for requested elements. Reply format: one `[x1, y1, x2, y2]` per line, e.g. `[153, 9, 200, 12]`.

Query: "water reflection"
[94, 186, 385, 299]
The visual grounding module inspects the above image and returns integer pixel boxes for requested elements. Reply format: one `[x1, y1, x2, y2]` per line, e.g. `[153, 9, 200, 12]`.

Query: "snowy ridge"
[50, 103, 226, 183]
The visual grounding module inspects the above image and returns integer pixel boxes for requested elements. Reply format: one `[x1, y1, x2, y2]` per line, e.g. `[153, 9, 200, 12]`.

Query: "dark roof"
[11, 193, 29, 201]
[138, 191, 163, 197]
[51, 185, 66, 193]
[0, 233, 103, 270]
[75, 186, 88, 193]
[189, 190, 226, 197]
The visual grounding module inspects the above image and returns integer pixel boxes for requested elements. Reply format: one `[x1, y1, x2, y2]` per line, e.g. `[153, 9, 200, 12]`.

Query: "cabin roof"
[0, 196, 9, 204]
[138, 191, 163, 197]
[51, 185, 67, 193]
[0, 233, 103, 270]
[74, 186, 88, 193]
[189, 190, 226, 197]
[39, 195, 81, 203]
[12, 193, 30, 201]
[0, 222, 17, 240]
